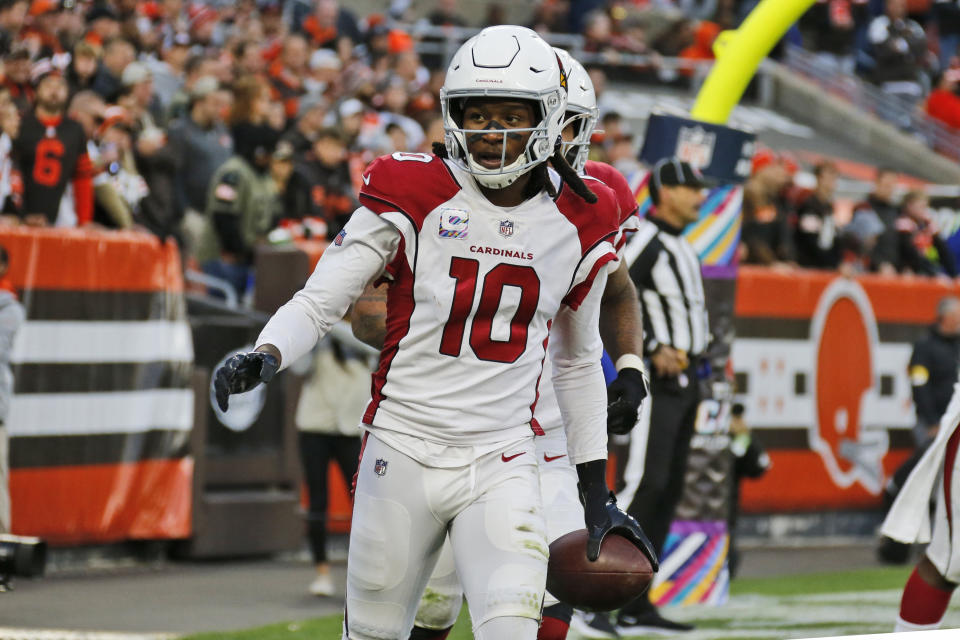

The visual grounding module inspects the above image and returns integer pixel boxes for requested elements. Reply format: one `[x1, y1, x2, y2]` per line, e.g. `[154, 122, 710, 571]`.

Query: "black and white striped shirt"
[624, 216, 709, 358]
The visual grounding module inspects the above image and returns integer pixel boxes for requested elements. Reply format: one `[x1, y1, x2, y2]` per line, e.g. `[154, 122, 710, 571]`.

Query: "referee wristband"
[615, 354, 646, 372]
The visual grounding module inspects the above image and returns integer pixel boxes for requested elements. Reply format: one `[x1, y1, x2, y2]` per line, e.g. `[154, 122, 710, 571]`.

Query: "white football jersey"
[357, 152, 620, 447]
[534, 160, 641, 435]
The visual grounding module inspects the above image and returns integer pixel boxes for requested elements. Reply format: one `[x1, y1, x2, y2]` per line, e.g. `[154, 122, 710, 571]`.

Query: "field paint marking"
[0, 630, 176, 640]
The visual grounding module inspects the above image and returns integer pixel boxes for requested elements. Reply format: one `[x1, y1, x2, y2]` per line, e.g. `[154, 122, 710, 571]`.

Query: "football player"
[884, 380, 960, 631]
[352, 50, 654, 640]
[214, 26, 654, 640]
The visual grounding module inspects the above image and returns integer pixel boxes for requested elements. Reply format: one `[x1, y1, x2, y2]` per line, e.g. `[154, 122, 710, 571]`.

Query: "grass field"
[181, 564, 960, 640]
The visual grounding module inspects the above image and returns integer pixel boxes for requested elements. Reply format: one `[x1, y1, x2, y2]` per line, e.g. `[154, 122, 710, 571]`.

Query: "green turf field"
[182, 565, 960, 640]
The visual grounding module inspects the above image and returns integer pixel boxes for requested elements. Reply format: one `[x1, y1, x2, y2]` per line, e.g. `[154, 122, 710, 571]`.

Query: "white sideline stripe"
[8, 390, 194, 436]
[11, 321, 194, 364]
[794, 632, 960, 639]
[0, 630, 176, 640]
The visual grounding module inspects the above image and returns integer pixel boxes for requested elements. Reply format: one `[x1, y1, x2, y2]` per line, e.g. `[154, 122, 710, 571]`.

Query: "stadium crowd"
[0, 0, 953, 293]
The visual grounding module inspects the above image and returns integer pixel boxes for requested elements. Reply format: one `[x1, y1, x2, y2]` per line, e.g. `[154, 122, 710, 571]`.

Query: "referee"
[618, 157, 708, 635]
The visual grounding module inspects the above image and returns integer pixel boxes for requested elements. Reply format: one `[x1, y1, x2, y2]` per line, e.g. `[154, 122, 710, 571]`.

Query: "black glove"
[214, 351, 280, 412]
[576, 459, 658, 568]
[583, 490, 659, 570]
[607, 366, 648, 435]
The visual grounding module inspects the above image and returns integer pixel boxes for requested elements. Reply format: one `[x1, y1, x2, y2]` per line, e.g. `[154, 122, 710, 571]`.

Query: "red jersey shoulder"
[555, 176, 620, 256]
[585, 160, 638, 225]
[358, 153, 461, 230]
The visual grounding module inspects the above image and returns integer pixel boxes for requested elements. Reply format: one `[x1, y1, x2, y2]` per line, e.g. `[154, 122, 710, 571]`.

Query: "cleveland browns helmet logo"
[808, 278, 888, 495]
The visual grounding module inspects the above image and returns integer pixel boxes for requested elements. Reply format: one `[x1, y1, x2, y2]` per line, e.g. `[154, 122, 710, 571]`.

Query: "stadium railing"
[405, 23, 716, 88]
[783, 45, 960, 162]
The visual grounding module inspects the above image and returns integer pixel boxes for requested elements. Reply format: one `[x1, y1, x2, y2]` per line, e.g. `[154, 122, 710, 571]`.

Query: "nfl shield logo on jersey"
[499, 220, 514, 237]
[334, 229, 346, 246]
[374, 458, 388, 477]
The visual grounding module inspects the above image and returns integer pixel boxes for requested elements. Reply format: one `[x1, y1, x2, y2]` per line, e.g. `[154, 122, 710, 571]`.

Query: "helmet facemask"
[442, 92, 565, 189]
[560, 107, 597, 174]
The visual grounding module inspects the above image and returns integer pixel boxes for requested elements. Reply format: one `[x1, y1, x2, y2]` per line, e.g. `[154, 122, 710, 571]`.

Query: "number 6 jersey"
[257, 152, 620, 462]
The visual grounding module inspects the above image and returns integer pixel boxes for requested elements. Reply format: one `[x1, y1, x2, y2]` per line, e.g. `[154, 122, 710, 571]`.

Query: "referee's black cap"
[649, 157, 707, 205]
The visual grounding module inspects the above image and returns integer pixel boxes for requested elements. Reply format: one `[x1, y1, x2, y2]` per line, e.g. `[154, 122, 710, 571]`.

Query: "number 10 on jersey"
[439, 257, 541, 364]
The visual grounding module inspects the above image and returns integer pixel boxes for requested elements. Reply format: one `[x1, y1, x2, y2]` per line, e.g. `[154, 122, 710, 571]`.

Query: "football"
[546, 529, 655, 612]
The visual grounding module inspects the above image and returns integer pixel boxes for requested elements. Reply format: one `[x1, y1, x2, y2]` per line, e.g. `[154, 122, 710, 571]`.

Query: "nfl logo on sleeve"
[374, 458, 388, 477]
[334, 229, 346, 246]
[499, 220, 514, 237]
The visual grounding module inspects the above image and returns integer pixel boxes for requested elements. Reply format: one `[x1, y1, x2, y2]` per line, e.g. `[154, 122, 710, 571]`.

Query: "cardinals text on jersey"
[357, 151, 620, 445]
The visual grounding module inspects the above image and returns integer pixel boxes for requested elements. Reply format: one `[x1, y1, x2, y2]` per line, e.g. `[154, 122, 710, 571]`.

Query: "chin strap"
[466, 153, 529, 189]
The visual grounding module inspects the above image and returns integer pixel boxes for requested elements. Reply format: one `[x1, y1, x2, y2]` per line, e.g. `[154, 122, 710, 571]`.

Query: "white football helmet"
[555, 48, 598, 173]
[440, 26, 568, 189]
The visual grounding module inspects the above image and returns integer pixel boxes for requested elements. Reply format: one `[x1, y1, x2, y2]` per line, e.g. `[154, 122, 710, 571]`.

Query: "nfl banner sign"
[631, 113, 755, 608]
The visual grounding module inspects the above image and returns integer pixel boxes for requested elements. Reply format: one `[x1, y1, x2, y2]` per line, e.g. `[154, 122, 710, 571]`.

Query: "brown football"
[546, 528, 655, 612]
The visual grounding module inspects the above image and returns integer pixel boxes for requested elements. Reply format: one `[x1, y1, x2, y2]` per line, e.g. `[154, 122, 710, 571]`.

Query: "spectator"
[84, 3, 121, 48]
[935, 0, 960, 69]
[740, 149, 796, 266]
[196, 126, 285, 298]
[22, 0, 64, 59]
[390, 49, 428, 94]
[231, 73, 273, 130]
[893, 189, 957, 276]
[840, 204, 887, 273]
[294, 334, 370, 596]
[144, 31, 192, 115]
[800, 0, 870, 75]
[304, 48, 342, 99]
[865, 0, 929, 110]
[583, 9, 616, 55]
[794, 161, 840, 269]
[66, 91, 134, 229]
[14, 65, 93, 227]
[282, 127, 355, 238]
[926, 68, 960, 129]
[0, 89, 21, 220]
[132, 113, 180, 241]
[91, 37, 135, 101]
[96, 106, 151, 229]
[908, 296, 960, 446]
[0, 0, 27, 57]
[384, 121, 406, 152]
[167, 76, 232, 218]
[65, 90, 105, 152]
[166, 53, 220, 123]
[269, 35, 310, 120]
[727, 403, 770, 578]
[66, 41, 101, 97]
[119, 61, 162, 128]
[678, 20, 721, 75]
[233, 39, 267, 78]
[855, 166, 901, 273]
[0, 245, 24, 535]
[281, 94, 328, 155]
[4, 44, 36, 112]
[334, 97, 365, 151]
[427, 0, 468, 28]
[299, 0, 361, 56]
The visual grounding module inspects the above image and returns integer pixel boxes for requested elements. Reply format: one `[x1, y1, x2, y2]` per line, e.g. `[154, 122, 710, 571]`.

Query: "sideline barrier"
[734, 266, 950, 512]
[3, 228, 194, 544]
